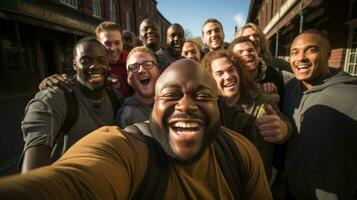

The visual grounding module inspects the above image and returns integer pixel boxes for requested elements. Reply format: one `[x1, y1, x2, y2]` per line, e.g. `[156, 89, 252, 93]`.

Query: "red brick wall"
[329, 48, 346, 69]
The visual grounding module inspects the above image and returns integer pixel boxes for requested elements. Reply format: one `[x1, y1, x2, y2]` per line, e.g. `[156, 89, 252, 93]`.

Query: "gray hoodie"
[115, 94, 153, 128]
[285, 71, 357, 200]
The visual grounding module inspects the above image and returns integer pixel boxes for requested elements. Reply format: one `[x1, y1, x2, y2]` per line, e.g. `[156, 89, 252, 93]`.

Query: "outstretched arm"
[21, 145, 52, 173]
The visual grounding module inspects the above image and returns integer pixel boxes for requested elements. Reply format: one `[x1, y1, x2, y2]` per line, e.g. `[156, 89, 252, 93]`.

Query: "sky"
[156, 0, 250, 42]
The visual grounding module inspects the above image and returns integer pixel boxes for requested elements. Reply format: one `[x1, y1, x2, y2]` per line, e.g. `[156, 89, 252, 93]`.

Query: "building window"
[60, 0, 78, 8]
[344, 27, 357, 76]
[109, 0, 117, 22]
[92, 0, 102, 18]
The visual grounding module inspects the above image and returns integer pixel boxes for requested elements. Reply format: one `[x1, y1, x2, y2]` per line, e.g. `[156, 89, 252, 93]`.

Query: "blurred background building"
[246, 0, 357, 75]
[0, 0, 170, 175]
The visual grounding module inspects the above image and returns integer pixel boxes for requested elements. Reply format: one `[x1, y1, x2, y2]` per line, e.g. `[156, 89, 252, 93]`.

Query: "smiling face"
[232, 41, 259, 73]
[241, 27, 261, 53]
[150, 59, 220, 163]
[181, 41, 201, 62]
[210, 57, 240, 101]
[167, 24, 185, 57]
[139, 19, 161, 51]
[127, 51, 160, 101]
[202, 22, 225, 51]
[73, 41, 109, 91]
[97, 30, 123, 64]
[290, 32, 331, 88]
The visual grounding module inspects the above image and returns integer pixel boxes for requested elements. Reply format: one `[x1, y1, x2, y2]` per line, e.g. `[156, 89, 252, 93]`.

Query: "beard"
[149, 114, 221, 164]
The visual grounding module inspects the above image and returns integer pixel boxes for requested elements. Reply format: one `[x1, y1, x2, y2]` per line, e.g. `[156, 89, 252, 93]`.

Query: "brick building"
[0, 0, 170, 175]
[246, 0, 357, 75]
[118, 0, 171, 46]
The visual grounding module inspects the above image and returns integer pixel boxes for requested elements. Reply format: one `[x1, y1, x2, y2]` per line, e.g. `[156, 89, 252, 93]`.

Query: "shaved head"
[151, 58, 220, 163]
[155, 59, 218, 96]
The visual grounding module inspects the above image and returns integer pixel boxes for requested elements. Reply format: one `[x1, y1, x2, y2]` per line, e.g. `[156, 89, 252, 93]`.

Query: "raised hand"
[256, 104, 288, 144]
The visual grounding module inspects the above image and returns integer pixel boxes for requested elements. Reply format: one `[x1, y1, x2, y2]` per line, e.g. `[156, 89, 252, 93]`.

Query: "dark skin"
[122, 30, 137, 52]
[139, 18, 161, 52]
[150, 59, 220, 163]
[22, 40, 109, 173]
[166, 24, 185, 58]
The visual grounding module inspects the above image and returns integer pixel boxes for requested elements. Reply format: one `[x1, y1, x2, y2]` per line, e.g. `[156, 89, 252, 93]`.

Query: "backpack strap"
[213, 128, 247, 200]
[50, 91, 79, 158]
[125, 122, 170, 200]
[61, 91, 79, 133]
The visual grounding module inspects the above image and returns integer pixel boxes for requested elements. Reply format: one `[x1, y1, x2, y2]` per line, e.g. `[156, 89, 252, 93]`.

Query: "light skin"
[139, 19, 161, 51]
[241, 27, 261, 53]
[97, 30, 123, 64]
[150, 59, 220, 162]
[233, 41, 280, 103]
[166, 25, 185, 57]
[126, 52, 161, 105]
[208, 56, 288, 144]
[290, 33, 331, 89]
[232, 41, 259, 75]
[210, 57, 240, 107]
[202, 22, 225, 51]
[181, 41, 201, 62]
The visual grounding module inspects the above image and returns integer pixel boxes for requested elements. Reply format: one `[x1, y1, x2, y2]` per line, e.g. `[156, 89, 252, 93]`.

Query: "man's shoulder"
[32, 88, 66, 105]
[71, 126, 147, 152]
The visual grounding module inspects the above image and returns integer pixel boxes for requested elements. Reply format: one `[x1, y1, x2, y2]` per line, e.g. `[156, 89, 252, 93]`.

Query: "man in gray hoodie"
[116, 46, 161, 128]
[283, 29, 357, 200]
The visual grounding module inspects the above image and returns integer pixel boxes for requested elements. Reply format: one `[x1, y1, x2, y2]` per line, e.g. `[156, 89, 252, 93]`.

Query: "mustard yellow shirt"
[0, 126, 272, 200]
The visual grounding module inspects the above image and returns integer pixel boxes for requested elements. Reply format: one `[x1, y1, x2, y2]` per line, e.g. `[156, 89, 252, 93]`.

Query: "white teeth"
[297, 65, 308, 69]
[173, 121, 199, 128]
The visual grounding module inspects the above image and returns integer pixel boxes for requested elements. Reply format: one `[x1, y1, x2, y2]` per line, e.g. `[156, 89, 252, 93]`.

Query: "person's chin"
[109, 56, 120, 64]
[168, 125, 203, 160]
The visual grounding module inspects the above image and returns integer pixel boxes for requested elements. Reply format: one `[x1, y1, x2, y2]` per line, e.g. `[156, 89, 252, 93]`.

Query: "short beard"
[149, 116, 221, 164]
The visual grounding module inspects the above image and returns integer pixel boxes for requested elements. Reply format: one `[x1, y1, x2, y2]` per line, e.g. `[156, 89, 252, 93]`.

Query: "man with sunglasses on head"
[116, 46, 161, 128]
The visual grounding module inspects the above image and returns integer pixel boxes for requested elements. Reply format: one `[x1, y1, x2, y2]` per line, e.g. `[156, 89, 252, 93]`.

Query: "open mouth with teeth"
[224, 81, 236, 89]
[139, 77, 151, 86]
[169, 119, 204, 142]
[173, 44, 181, 50]
[88, 68, 105, 83]
[296, 64, 311, 73]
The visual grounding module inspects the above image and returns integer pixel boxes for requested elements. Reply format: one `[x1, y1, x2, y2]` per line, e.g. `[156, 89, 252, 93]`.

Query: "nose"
[223, 71, 233, 81]
[137, 64, 146, 73]
[248, 35, 255, 42]
[175, 94, 198, 113]
[295, 51, 306, 61]
[187, 52, 194, 59]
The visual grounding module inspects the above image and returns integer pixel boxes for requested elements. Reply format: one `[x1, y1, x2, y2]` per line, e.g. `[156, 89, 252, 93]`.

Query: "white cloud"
[234, 13, 247, 29]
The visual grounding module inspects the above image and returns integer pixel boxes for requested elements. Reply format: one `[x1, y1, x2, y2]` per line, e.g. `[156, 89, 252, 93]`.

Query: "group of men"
[0, 15, 356, 200]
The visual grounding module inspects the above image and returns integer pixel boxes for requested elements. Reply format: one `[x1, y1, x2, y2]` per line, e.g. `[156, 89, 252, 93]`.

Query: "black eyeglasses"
[127, 60, 157, 73]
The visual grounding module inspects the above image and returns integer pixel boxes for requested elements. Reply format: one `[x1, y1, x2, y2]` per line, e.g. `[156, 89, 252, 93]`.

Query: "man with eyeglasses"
[115, 46, 161, 128]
